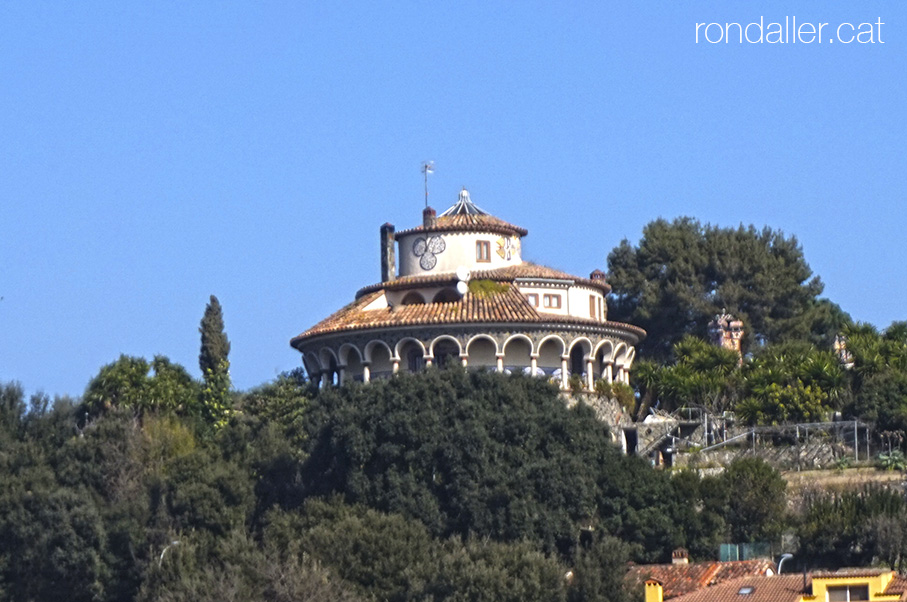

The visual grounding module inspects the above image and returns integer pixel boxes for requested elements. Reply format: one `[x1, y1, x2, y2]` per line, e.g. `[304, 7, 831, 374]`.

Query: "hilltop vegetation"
[6, 365, 907, 601]
[4, 218, 907, 600]
[0, 368, 784, 602]
[610, 219, 907, 432]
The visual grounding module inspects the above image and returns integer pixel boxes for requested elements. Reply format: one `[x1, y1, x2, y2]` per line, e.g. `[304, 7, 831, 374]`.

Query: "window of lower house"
[589, 295, 596, 318]
[526, 293, 539, 307]
[543, 294, 561, 309]
[827, 585, 870, 602]
[476, 240, 491, 262]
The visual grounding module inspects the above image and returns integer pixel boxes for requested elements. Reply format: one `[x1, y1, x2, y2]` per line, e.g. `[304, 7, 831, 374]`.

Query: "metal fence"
[719, 542, 772, 562]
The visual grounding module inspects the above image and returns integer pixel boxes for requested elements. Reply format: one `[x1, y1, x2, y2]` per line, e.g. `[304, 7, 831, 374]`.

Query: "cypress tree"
[200, 295, 230, 376]
[199, 295, 232, 427]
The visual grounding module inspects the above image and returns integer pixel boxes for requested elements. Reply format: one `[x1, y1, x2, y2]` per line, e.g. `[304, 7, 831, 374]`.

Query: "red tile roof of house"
[626, 559, 775, 599]
[649, 568, 907, 602]
[885, 574, 907, 596]
[291, 284, 644, 345]
[667, 574, 808, 602]
[811, 569, 890, 579]
[394, 211, 529, 239]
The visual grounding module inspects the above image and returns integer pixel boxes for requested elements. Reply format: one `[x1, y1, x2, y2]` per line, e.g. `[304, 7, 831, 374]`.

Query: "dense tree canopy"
[83, 355, 200, 418]
[842, 322, 907, 433]
[299, 368, 684, 562]
[3, 367, 704, 601]
[607, 217, 850, 359]
[631, 336, 846, 425]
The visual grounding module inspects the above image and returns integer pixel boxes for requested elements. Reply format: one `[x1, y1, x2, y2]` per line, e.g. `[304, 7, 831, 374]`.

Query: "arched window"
[398, 340, 425, 373]
[432, 288, 460, 303]
[570, 345, 585, 378]
[434, 339, 460, 368]
[401, 291, 426, 305]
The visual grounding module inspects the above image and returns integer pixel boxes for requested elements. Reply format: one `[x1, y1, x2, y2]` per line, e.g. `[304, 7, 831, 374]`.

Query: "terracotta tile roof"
[667, 575, 808, 602]
[394, 212, 528, 239]
[712, 560, 777, 582]
[291, 284, 645, 345]
[626, 559, 775, 599]
[885, 574, 907, 596]
[356, 262, 611, 298]
[810, 569, 889, 579]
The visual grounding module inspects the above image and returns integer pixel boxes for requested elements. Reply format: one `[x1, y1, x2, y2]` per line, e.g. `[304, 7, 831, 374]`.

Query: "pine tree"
[199, 295, 232, 428]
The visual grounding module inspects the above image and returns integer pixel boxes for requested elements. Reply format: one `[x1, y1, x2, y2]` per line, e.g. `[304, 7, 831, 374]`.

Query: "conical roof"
[439, 188, 488, 217]
[395, 188, 528, 239]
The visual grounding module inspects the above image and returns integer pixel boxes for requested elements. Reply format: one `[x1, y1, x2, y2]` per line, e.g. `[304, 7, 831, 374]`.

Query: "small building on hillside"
[626, 549, 775, 601]
[290, 188, 644, 391]
[643, 568, 907, 602]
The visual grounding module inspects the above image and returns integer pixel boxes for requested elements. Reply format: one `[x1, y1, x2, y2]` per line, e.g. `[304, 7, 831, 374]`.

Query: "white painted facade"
[397, 231, 523, 277]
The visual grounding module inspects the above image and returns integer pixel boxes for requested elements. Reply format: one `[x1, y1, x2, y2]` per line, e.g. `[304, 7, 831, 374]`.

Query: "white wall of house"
[397, 231, 523, 276]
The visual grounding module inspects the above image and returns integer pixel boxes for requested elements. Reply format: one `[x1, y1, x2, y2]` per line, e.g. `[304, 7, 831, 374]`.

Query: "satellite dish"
[456, 266, 471, 282]
[456, 281, 469, 296]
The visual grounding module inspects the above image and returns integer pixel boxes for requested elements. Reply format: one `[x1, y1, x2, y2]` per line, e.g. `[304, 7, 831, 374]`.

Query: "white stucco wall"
[514, 283, 605, 321]
[397, 231, 523, 277]
[567, 285, 606, 321]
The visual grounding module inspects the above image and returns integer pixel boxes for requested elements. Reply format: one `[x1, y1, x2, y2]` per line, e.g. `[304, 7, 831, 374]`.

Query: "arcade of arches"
[303, 329, 635, 392]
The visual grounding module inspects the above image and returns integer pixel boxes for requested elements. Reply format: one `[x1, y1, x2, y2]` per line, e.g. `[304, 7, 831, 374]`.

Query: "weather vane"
[421, 161, 434, 207]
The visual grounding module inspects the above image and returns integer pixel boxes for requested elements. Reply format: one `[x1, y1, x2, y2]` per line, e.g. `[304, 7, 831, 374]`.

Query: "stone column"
[496, 354, 504, 373]
[321, 372, 330, 388]
[560, 355, 569, 390]
[604, 362, 613, 384]
[585, 358, 594, 391]
[362, 363, 371, 383]
[392, 359, 400, 374]
[425, 356, 433, 368]
[460, 353, 469, 368]
[530, 354, 538, 375]
[338, 364, 346, 384]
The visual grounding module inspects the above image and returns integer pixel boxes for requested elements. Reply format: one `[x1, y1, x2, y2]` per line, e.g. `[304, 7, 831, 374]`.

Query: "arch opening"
[433, 339, 460, 368]
[569, 345, 586, 381]
[367, 341, 393, 380]
[342, 345, 364, 383]
[432, 288, 460, 304]
[503, 336, 532, 374]
[537, 336, 565, 376]
[401, 291, 426, 306]
[466, 336, 497, 370]
[398, 340, 425, 373]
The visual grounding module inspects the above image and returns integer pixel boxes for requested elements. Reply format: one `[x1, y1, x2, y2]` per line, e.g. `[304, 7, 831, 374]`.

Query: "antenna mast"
[421, 161, 434, 207]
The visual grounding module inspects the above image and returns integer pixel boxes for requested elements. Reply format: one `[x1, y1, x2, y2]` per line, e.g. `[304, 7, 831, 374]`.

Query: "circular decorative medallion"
[412, 235, 445, 271]
[420, 253, 437, 270]
[427, 236, 446, 254]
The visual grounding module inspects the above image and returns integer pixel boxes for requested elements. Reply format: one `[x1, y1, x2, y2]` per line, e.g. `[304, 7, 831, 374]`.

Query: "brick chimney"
[672, 548, 689, 565]
[423, 206, 437, 228]
[380, 223, 396, 282]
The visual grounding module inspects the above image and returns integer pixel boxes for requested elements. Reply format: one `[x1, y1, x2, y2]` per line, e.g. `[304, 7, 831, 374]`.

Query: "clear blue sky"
[2, 2, 905, 399]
